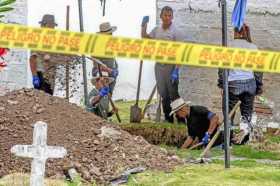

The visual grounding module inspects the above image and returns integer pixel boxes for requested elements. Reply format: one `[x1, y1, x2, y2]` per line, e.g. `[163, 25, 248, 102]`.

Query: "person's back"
[228, 39, 258, 82]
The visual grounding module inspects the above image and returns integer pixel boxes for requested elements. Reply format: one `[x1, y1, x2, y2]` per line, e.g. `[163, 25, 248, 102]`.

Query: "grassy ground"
[115, 101, 280, 186]
[1, 101, 280, 186]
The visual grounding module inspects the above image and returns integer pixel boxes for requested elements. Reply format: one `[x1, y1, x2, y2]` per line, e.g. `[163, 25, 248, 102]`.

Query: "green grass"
[266, 135, 280, 143]
[126, 164, 280, 186]
[232, 145, 280, 160]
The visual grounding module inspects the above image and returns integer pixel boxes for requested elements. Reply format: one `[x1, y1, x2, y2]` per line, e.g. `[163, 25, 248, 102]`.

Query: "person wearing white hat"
[170, 98, 221, 149]
[87, 71, 118, 119]
[92, 22, 119, 95]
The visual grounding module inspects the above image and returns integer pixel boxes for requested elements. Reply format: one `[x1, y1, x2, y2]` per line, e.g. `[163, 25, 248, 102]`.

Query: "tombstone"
[11, 121, 67, 186]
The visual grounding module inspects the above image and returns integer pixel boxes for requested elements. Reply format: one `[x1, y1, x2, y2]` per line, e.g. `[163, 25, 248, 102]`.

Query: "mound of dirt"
[0, 89, 182, 184]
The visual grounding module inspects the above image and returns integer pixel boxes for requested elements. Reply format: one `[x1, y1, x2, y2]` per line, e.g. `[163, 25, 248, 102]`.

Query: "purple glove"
[32, 75, 41, 88]
[141, 16, 149, 27]
[202, 132, 210, 145]
[99, 86, 110, 97]
[171, 67, 179, 84]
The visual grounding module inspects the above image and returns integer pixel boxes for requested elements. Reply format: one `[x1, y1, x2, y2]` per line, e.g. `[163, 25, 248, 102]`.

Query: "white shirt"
[228, 39, 258, 82]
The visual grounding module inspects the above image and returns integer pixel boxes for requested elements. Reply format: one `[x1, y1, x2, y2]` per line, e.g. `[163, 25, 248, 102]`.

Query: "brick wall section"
[157, 0, 280, 122]
[0, 0, 28, 95]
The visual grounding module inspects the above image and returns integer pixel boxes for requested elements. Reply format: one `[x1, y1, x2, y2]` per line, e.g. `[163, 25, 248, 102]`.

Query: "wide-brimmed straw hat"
[169, 98, 191, 116]
[39, 14, 58, 26]
[98, 22, 117, 33]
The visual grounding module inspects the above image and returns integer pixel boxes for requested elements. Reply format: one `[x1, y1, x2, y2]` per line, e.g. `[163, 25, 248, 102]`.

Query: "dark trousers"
[229, 91, 255, 122]
[37, 71, 53, 95]
[155, 64, 180, 123]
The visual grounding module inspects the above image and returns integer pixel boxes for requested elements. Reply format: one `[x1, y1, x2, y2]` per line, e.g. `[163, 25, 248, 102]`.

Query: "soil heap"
[0, 89, 182, 184]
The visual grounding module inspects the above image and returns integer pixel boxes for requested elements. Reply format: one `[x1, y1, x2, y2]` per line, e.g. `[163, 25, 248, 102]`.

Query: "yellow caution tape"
[0, 23, 280, 73]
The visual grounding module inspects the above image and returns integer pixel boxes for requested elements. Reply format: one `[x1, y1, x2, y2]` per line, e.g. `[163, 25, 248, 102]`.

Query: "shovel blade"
[130, 105, 142, 123]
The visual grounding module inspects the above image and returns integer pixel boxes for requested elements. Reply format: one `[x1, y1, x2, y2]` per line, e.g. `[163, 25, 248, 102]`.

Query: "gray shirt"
[87, 88, 110, 119]
[149, 23, 183, 41]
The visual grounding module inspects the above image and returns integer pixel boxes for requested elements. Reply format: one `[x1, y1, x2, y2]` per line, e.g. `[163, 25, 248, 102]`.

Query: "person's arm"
[141, 16, 151, 38]
[254, 72, 263, 95]
[90, 95, 102, 107]
[181, 136, 194, 149]
[207, 114, 220, 135]
[29, 55, 38, 75]
[141, 24, 151, 38]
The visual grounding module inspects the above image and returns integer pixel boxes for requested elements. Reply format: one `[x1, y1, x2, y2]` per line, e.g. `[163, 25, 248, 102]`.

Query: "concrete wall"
[157, 0, 280, 122]
[0, 0, 28, 95]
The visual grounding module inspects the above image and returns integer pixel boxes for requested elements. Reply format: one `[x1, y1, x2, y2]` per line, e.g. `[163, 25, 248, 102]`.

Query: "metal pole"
[66, 5, 70, 101]
[78, 0, 89, 106]
[221, 0, 230, 168]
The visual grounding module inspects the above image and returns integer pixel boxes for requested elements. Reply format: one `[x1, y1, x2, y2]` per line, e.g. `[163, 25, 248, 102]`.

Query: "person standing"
[141, 6, 183, 123]
[29, 14, 74, 95]
[218, 24, 263, 144]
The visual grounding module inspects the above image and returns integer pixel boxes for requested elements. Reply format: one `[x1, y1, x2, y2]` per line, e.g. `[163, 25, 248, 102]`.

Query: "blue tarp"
[232, 0, 247, 30]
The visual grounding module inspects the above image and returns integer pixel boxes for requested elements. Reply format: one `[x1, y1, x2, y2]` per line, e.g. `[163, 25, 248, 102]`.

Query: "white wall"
[0, 0, 28, 95]
[28, 0, 157, 101]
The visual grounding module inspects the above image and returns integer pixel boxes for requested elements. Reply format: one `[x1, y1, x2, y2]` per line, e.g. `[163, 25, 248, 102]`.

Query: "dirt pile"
[0, 89, 182, 184]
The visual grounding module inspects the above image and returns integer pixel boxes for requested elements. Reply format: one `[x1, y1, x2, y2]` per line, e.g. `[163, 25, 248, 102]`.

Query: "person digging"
[86, 71, 118, 120]
[169, 98, 222, 149]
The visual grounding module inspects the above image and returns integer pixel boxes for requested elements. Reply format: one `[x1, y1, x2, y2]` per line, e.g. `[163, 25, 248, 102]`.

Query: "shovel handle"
[200, 101, 241, 158]
[109, 97, 121, 123]
[142, 85, 157, 118]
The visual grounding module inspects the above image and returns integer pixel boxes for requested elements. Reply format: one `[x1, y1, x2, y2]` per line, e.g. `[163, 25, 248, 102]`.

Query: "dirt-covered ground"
[0, 89, 182, 184]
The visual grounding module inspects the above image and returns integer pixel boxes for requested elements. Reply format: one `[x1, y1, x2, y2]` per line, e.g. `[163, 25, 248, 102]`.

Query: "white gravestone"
[11, 121, 67, 186]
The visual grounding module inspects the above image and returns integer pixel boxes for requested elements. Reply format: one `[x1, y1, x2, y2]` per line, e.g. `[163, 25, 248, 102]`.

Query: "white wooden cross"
[11, 121, 67, 186]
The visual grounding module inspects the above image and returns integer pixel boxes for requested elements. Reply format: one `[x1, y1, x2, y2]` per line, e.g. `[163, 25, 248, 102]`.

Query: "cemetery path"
[0, 89, 182, 184]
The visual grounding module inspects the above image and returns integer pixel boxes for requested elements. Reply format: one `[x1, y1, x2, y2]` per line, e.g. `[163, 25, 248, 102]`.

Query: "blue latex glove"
[232, 0, 247, 31]
[141, 16, 149, 27]
[202, 132, 210, 145]
[99, 86, 110, 97]
[111, 68, 119, 78]
[171, 67, 179, 84]
[32, 75, 40, 88]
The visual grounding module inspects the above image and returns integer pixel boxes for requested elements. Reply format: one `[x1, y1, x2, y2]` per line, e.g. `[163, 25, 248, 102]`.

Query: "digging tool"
[78, 0, 89, 106]
[86, 56, 108, 68]
[189, 142, 203, 150]
[65, 5, 70, 101]
[156, 96, 162, 123]
[200, 101, 241, 159]
[130, 60, 143, 123]
[141, 85, 157, 119]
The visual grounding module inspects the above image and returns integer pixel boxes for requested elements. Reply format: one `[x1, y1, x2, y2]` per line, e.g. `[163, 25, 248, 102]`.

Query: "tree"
[0, 0, 16, 21]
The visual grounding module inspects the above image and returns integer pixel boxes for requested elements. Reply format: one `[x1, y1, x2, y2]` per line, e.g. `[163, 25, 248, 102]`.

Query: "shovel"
[130, 60, 143, 123]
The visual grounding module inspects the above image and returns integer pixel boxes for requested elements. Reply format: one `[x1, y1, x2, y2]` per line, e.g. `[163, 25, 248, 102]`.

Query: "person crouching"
[87, 71, 117, 120]
[170, 98, 222, 149]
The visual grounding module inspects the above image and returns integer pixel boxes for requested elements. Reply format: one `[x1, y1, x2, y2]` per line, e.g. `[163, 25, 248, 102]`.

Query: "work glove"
[99, 86, 110, 97]
[141, 16, 149, 27]
[32, 75, 41, 88]
[202, 132, 210, 145]
[111, 68, 119, 78]
[171, 67, 179, 84]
